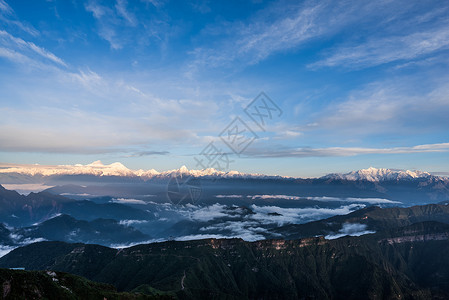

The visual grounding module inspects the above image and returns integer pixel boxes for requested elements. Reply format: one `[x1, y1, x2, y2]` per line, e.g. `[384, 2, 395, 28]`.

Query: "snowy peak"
[0, 161, 136, 177]
[0, 161, 277, 179]
[322, 167, 433, 182]
[0, 163, 439, 182]
[178, 165, 189, 173]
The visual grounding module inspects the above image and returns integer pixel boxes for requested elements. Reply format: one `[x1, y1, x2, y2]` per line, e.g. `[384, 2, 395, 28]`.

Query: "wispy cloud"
[248, 195, 400, 204]
[0, 0, 39, 36]
[0, 30, 66, 67]
[125, 151, 170, 157]
[245, 143, 449, 158]
[191, 1, 329, 68]
[190, 0, 449, 72]
[311, 23, 449, 69]
[85, 1, 123, 49]
[115, 0, 137, 26]
[141, 0, 166, 8]
[311, 78, 449, 138]
[84, 0, 170, 50]
[0, 0, 12, 14]
[69, 69, 104, 90]
[0, 103, 205, 154]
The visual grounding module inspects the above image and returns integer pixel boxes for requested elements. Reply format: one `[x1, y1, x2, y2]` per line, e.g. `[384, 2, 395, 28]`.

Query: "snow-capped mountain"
[0, 161, 282, 180]
[0, 162, 444, 183]
[0, 161, 141, 177]
[321, 167, 434, 182]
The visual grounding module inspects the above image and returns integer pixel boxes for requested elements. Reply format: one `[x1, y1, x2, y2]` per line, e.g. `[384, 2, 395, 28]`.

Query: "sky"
[0, 0, 448, 177]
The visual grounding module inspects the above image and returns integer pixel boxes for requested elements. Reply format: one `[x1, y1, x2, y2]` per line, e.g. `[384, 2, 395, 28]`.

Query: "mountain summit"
[321, 167, 433, 182]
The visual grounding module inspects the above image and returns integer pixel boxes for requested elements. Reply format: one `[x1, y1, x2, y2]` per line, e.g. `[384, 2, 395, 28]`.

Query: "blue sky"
[0, 0, 448, 177]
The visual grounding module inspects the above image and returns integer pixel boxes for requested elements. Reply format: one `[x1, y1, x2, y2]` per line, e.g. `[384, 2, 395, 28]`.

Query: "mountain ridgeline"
[2, 221, 449, 299]
[0, 185, 153, 227]
[275, 202, 449, 239]
[0, 268, 170, 299]
[1, 165, 449, 205]
[1, 167, 449, 299]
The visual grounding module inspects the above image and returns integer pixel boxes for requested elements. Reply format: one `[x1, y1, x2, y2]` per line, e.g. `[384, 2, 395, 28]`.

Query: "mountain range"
[2, 163, 449, 209]
[2, 176, 449, 250]
[0, 161, 279, 181]
[0, 185, 153, 227]
[0, 214, 150, 247]
[322, 166, 435, 182]
[2, 176, 449, 298]
[0, 268, 167, 299]
[1, 161, 446, 182]
[3, 220, 449, 299]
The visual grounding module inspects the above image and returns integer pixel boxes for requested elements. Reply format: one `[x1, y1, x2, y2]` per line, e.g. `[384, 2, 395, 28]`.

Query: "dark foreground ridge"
[2, 221, 449, 299]
[0, 268, 172, 299]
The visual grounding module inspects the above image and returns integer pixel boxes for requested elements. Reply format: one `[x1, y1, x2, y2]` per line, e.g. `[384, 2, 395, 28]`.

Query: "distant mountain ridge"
[0, 214, 150, 246]
[0, 161, 285, 180]
[0, 184, 153, 227]
[274, 202, 449, 239]
[0, 268, 164, 299]
[4, 221, 449, 299]
[321, 166, 436, 182]
[0, 162, 445, 182]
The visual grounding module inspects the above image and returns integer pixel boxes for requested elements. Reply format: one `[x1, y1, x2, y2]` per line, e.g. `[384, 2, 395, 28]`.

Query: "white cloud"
[112, 198, 147, 205]
[186, 203, 231, 222]
[0, 245, 16, 258]
[250, 204, 364, 226]
[325, 223, 375, 239]
[199, 220, 269, 241]
[175, 231, 266, 242]
[119, 219, 149, 226]
[110, 238, 166, 248]
[343, 197, 401, 204]
[248, 195, 400, 204]
[249, 195, 304, 201]
[166, 202, 367, 238]
[245, 142, 449, 158]
[175, 234, 229, 241]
